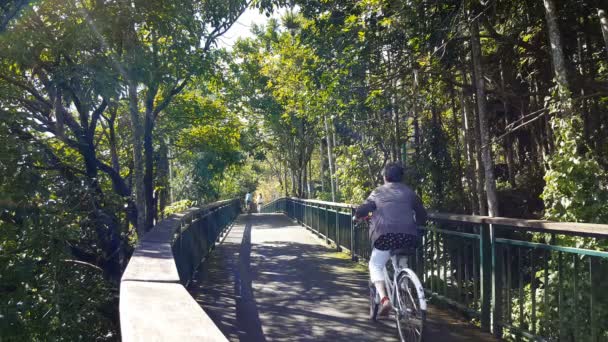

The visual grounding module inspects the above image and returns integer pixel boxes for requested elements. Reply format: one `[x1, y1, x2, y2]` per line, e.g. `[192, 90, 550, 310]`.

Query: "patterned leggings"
[373, 233, 417, 251]
[369, 233, 418, 282]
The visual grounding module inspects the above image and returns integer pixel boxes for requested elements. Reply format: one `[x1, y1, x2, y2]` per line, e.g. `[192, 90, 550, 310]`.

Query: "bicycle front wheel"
[394, 272, 426, 342]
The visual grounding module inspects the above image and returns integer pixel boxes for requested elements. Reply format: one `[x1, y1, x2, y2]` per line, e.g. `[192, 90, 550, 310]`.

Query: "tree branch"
[0, 73, 52, 107]
[0, 0, 30, 32]
[152, 77, 190, 118]
[60, 259, 104, 272]
[9, 125, 83, 181]
[480, 15, 545, 56]
[89, 98, 108, 134]
[96, 159, 131, 197]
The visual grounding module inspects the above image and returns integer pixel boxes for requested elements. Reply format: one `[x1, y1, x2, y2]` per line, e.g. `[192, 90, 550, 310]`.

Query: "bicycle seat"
[391, 248, 415, 256]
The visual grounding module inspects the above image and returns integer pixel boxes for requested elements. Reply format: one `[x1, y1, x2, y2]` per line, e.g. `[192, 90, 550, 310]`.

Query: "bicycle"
[245, 201, 254, 214]
[357, 220, 427, 342]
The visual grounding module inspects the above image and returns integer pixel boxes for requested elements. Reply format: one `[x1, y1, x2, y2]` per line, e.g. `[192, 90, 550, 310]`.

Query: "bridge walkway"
[188, 213, 498, 342]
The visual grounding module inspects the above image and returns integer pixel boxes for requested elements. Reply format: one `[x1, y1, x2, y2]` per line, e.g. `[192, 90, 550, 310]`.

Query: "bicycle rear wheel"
[395, 273, 425, 342]
[369, 281, 379, 321]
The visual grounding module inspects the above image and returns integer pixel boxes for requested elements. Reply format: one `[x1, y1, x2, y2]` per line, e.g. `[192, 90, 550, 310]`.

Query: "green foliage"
[0, 123, 118, 341]
[409, 114, 461, 211]
[0, 0, 264, 340]
[542, 116, 608, 223]
[335, 145, 378, 204]
[533, 105, 608, 339]
[160, 76, 248, 203]
[163, 200, 194, 216]
[217, 162, 261, 199]
[1, 0, 608, 340]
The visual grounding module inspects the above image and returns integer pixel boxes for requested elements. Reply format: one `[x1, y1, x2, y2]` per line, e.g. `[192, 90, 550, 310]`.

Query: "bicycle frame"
[381, 256, 427, 313]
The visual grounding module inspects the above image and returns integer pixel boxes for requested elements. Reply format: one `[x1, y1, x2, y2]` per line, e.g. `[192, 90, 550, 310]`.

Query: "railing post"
[325, 205, 329, 245]
[480, 222, 492, 332]
[491, 224, 503, 338]
[317, 205, 325, 234]
[335, 207, 340, 251]
[351, 207, 357, 261]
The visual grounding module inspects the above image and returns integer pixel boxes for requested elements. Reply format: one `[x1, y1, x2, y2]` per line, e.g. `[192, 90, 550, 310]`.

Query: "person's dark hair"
[383, 162, 404, 182]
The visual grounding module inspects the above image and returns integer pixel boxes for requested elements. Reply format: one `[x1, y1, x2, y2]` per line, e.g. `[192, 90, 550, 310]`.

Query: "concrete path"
[188, 213, 498, 342]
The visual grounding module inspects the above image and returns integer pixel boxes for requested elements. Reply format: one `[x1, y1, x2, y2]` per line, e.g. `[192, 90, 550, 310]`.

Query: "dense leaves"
[0, 0, 262, 340]
[223, 2, 608, 340]
[2, 0, 608, 340]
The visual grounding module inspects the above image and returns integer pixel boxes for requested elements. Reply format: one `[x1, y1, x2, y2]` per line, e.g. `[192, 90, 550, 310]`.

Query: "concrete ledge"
[120, 200, 238, 341]
[121, 241, 180, 283]
[120, 281, 228, 342]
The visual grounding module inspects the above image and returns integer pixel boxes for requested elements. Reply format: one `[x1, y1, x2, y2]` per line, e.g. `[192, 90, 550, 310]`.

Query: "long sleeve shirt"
[355, 182, 427, 245]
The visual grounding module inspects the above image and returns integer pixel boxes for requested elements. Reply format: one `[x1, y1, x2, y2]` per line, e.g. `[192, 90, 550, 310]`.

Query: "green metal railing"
[172, 199, 241, 284]
[262, 197, 608, 341]
[262, 197, 366, 258]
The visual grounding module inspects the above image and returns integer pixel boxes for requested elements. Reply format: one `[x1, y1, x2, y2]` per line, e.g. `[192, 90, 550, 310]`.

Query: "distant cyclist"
[355, 162, 427, 317]
[245, 192, 253, 212]
[256, 193, 264, 212]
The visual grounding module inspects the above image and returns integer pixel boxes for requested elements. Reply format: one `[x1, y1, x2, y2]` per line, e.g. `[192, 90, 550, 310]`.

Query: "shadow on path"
[189, 214, 498, 342]
[234, 218, 266, 342]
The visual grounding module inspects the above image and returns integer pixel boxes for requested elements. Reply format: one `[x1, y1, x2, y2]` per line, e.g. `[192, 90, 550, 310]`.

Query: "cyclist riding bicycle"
[355, 162, 427, 317]
[256, 193, 264, 213]
[245, 192, 253, 212]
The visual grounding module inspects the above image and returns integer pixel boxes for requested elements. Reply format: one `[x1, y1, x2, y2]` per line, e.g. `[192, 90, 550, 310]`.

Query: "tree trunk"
[471, 18, 499, 216]
[83, 127, 122, 282]
[392, 93, 402, 163]
[157, 139, 169, 220]
[308, 157, 313, 197]
[459, 67, 479, 214]
[143, 109, 155, 230]
[460, 84, 480, 215]
[106, 106, 120, 173]
[598, 8, 608, 60]
[430, 104, 445, 208]
[577, 32, 592, 149]
[290, 169, 296, 196]
[128, 82, 145, 237]
[543, 0, 570, 99]
[302, 161, 307, 199]
[324, 116, 336, 202]
[332, 124, 339, 194]
[504, 132, 517, 188]
[297, 168, 303, 197]
[319, 140, 325, 192]
[473, 105, 487, 215]
[167, 138, 174, 204]
[530, 78, 545, 165]
[450, 84, 467, 212]
[499, 59, 517, 188]
[412, 68, 421, 163]
[283, 162, 289, 197]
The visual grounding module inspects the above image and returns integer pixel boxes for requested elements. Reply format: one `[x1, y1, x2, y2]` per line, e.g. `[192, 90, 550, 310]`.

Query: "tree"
[0, 0, 276, 338]
[113, 0, 251, 231]
[470, 14, 499, 216]
[0, 0, 29, 31]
